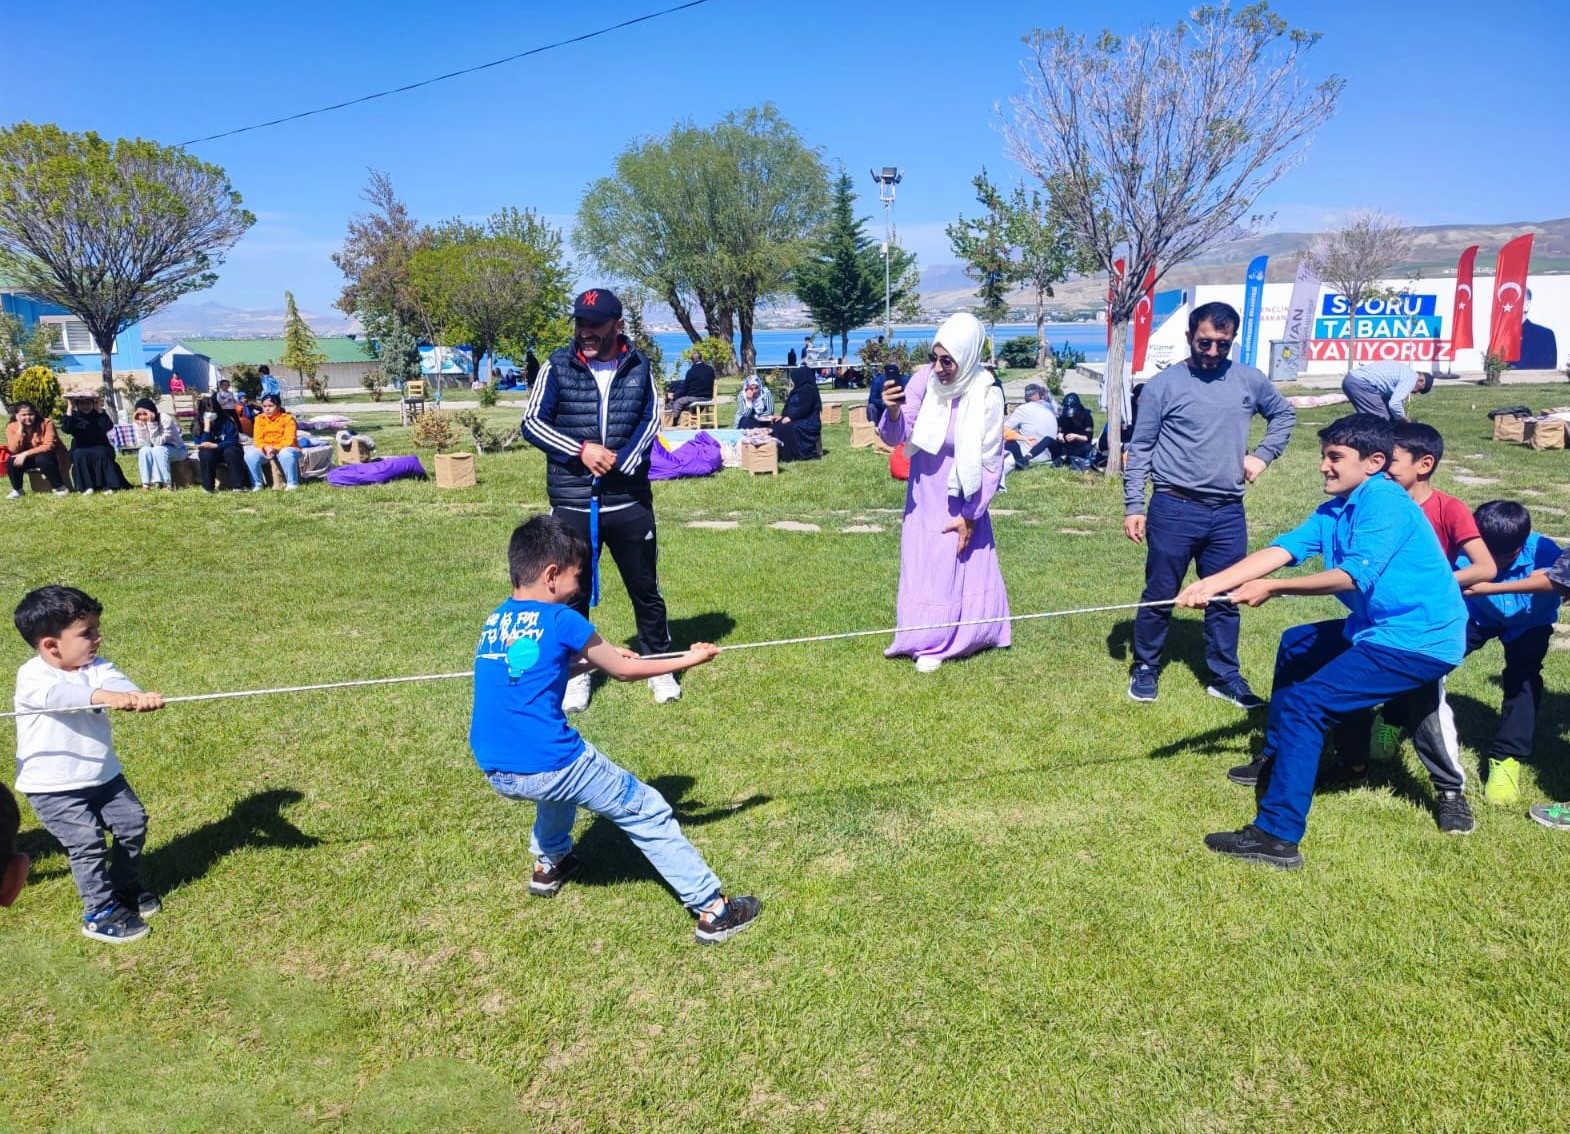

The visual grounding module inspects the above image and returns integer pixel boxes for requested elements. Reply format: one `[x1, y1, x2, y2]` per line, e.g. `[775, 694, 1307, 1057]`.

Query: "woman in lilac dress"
[878, 312, 1010, 672]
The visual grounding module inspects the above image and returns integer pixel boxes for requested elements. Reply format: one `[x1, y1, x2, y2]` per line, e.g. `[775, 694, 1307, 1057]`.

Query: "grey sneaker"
[1128, 665, 1159, 702]
[694, 894, 762, 944]
[1529, 802, 1570, 830]
[1435, 790, 1474, 835]
[82, 902, 150, 943]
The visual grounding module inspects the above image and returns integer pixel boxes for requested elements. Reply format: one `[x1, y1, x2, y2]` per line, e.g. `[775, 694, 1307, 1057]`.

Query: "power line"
[179, 0, 718, 147]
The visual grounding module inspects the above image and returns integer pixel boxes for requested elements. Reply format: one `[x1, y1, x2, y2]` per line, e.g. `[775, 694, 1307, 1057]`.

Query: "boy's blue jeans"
[487, 742, 722, 910]
[1255, 620, 1456, 844]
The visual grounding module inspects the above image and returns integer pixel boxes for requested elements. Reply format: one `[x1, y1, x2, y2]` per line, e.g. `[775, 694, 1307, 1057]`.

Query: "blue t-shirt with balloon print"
[469, 598, 595, 774]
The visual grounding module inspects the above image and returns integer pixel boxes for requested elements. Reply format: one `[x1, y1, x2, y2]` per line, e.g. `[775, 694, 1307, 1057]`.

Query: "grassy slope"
[2, 386, 1569, 1133]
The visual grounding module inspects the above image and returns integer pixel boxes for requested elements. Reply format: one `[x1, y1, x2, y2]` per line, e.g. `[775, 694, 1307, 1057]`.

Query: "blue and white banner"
[1283, 259, 1320, 350]
[1240, 255, 1268, 367]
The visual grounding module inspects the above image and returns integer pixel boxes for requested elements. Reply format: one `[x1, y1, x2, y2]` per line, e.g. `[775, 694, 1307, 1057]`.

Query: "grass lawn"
[4, 383, 1570, 1132]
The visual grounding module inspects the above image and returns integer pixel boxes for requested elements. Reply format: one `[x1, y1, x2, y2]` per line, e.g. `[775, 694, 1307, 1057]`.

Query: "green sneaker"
[1370, 715, 1402, 762]
[1485, 757, 1522, 806]
[1529, 802, 1570, 830]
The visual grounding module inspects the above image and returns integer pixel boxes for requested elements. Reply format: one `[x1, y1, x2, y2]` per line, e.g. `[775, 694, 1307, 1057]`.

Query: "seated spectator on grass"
[1002, 383, 1059, 470]
[130, 398, 186, 490]
[1040, 392, 1095, 468]
[243, 394, 302, 490]
[667, 357, 716, 420]
[734, 375, 775, 428]
[771, 366, 822, 461]
[5, 401, 70, 498]
[1093, 382, 1145, 472]
[213, 378, 238, 409]
[192, 397, 253, 492]
[60, 392, 130, 494]
[1, 782, 26, 908]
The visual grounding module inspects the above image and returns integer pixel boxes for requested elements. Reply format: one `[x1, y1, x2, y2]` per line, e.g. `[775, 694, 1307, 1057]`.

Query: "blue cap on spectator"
[573, 288, 623, 322]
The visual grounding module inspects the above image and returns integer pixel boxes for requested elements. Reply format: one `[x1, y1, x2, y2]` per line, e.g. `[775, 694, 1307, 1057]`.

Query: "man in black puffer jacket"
[522, 288, 677, 712]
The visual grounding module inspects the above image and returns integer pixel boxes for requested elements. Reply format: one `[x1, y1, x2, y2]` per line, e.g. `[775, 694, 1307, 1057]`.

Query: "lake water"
[651, 322, 1107, 369]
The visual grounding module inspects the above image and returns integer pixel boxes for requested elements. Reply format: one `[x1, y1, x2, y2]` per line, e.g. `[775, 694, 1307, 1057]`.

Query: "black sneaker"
[117, 888, 161, 918]
[82, 901, 150, 943]
[1206, 677, 1267, 711]
[1435, 790, 1475, 835]
[529, 853, 580, 897]
[694, 894, 762, 944]
[1228, 757, 1269, 787]
[1128, 665, 1159, 703]
[1204, 824, 1303, 869]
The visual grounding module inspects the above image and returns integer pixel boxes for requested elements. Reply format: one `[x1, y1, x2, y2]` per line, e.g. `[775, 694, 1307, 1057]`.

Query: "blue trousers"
[1255, 620, 1456, 843]
[1134, 491, 1248, 682]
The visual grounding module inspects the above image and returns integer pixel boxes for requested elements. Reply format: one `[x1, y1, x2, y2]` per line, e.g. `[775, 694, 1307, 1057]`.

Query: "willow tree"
[578, 104, 828, 372]
[1004, 3, 1341, 474]
[0, 123, 253, 402]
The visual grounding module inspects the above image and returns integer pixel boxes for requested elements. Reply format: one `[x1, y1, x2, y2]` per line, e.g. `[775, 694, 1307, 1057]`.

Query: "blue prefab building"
[0, 284, 152, 389]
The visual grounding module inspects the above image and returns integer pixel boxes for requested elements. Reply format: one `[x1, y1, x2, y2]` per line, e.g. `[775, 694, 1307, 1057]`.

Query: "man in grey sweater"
[1122, 301, 1296, 706]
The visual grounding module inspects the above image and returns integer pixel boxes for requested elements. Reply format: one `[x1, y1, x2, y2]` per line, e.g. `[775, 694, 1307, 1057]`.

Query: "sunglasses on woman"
[928, 352, 957, 369]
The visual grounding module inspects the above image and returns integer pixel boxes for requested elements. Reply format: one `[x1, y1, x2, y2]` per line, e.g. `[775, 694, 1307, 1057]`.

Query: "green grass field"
[4, 383, 1570, 1133]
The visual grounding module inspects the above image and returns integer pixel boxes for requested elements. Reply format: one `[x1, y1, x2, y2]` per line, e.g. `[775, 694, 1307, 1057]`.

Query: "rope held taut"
[0, 596, 1236, 720]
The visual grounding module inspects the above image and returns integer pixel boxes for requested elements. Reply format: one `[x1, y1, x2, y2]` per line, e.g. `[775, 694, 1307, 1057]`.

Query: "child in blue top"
[1176, 414, 1467, 868]
[468, 514, 761, 944]
[1433, 501, 1562, 809]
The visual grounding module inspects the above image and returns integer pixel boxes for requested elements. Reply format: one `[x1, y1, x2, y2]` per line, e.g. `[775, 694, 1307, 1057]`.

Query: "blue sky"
[2, 0, 1566, 316]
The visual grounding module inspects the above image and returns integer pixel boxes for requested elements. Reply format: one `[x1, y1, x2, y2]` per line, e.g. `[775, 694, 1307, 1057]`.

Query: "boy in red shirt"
[1343, 422, 1496, 831]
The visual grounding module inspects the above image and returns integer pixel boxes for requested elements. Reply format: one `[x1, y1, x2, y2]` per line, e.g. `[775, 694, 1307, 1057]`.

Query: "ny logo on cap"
[581, 290, 600, 308]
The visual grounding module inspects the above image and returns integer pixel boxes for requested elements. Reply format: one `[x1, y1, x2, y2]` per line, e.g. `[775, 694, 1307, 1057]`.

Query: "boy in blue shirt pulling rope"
[1176, 414, 1468, 868]
[469, 514, 761, 944]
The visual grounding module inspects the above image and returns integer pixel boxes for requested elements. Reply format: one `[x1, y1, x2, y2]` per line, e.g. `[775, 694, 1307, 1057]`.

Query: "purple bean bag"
[326, 455, 428, 487]
[650, 431, 723, 480]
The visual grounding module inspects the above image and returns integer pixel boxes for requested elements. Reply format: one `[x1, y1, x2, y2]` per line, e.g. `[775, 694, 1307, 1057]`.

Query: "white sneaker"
[649, 673, 682, 704]
[915, 656, 943, 674]
[1003, 452, 1017, 473]
[81, 488, 94, 496]
[284, 483, 299, 491]
[52, 488, 69, 496]
[250, 484, 265, 492]
[562, 673, 591, 713]
[6, 490, 20, 500]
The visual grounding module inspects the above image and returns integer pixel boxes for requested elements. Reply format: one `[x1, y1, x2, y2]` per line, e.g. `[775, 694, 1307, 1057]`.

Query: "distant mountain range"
[144, 217, 1569, 338]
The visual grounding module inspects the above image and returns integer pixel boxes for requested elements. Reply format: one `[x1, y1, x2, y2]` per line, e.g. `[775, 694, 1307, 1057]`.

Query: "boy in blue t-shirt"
[469, 514, 760, 944]
[1436, 501, 1562, 808]
[1175, 414, 1467, 868]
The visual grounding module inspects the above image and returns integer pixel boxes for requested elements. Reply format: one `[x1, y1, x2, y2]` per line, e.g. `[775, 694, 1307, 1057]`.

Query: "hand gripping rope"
[0, 596, 1236, 720]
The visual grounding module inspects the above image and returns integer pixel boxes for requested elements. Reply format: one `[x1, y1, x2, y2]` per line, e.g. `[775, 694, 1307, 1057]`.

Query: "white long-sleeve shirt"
[13, 656, 139, 793]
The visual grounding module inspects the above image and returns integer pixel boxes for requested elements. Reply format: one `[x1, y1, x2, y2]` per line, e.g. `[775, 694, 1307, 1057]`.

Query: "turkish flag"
[1131, 266, 1158, 372]
[1107, 258, 1124, 347]
[1451, 245, 1477, 352]
[1488, 235, 1534, 362]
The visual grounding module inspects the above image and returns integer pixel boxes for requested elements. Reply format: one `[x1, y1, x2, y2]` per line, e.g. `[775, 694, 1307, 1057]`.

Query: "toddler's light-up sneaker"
[649, 673, 681, 704]
[82, 902, 150, 944]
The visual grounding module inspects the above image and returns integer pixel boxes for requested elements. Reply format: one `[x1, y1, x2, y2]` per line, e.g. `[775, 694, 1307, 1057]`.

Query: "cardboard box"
[740, 441, 779, 475]
[435, 452, 477, 488]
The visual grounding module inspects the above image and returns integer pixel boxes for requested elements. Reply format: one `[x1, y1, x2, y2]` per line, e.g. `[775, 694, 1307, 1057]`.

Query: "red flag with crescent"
[1451, 245, 1477, 352]
[1488, 235, 1534, 362]
[1131, 266, 1158, 372]
[1107, 258, 1124, 347]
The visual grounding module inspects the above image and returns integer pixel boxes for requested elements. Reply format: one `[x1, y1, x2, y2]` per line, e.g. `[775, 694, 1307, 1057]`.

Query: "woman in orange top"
[5, 402, 71, 498]
[242, 394, 302, 490]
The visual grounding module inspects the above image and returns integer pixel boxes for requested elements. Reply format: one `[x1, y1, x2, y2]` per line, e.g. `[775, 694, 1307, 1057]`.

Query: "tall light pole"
[871, 166, 903, 341]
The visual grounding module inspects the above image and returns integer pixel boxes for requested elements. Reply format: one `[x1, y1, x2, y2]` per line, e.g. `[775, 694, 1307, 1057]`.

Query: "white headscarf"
[908, 312, 1001, 498]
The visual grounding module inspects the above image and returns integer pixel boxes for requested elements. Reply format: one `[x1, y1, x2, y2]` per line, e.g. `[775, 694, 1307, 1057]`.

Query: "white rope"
[1, 596, 1234, 720]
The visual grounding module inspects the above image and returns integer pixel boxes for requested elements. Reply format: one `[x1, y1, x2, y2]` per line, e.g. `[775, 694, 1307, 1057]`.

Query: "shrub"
[117, 371, 155, 405]
[1482, 351, 1507, 387]
[11, 365, 62, 419]
[681, 336, 736, 374]
[359, 367, 385, 402]
[999, 336, 1041, 369]
[453, 408, 505, 452]
[477, 380, 500, 408]
[229, 363, 264, 400]
[857, 337, 932, 378]
[306, 372, 332, 402]
[409, 408, 455, 452]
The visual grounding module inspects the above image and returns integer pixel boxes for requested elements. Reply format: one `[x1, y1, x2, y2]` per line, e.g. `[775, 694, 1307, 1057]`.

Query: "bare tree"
[0, 124, 254, 403]
[1004, 3, 1342, 474]
[1306, 209, 1414, 371]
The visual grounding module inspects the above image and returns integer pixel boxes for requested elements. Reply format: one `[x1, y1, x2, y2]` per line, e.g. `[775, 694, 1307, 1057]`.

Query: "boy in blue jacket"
[1175, 414, 1467, 868]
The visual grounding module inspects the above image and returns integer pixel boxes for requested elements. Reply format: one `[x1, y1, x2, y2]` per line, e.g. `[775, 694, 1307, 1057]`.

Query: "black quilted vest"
[540, 345, 655, 509]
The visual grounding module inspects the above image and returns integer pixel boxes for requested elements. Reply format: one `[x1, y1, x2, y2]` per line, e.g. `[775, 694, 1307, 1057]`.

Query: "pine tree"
[947, 169, 1017, 357]
[281, 291, 329, 399]
[793, 173, 888, 359]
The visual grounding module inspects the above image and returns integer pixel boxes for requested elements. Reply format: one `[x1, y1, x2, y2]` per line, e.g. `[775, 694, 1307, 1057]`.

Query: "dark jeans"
[1341, 375, 1393, 419]
[1134, 491, 1247, 683]
[8, 451, 64, 492]
[24, 774, 148, 915]
[1038, 437, 1093, 465]
[1255, 621, 1455, 843]
[1341, 677, 1467, 792]
[555, 500, 672, 656]
[199, 444, 250, 491]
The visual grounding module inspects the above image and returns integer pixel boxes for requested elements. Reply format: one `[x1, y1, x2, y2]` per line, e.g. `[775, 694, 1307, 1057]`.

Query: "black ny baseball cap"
[572, 288, 623, 322]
